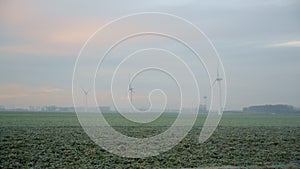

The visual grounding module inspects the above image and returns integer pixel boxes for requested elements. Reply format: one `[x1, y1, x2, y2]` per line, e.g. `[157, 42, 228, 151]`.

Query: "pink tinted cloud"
[0, 1, 35, 24]
[0, 1, 107, 56]
[0, 1, 152, 57]
[267, 41, 300, 48]
[0, 84, 72, 106]
[0, 44, 74, 56]
[0, 17, 104, 56]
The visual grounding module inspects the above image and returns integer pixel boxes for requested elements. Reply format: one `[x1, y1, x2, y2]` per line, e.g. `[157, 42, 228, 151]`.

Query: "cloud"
[0, 17, 104, 56]
[1, 0, 299, 110]
[149, 0, 196, 7]
[1, 1, 200, 57]
[0, 84, 29, 99]
[37, 87, 65, 93]
[0, 84, 71, 106]
[0, 44, 74, 56]
[0, 13, 146, 57]
[0, 1, 107, 57]
[0, 84, 65, 96]
[267, 41, 300, 48]
[0, 1, 35, 24]
[0, 93, 28, 100]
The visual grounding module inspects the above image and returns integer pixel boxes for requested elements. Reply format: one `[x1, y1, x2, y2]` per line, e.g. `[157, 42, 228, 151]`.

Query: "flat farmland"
[1, 112, 299, 168]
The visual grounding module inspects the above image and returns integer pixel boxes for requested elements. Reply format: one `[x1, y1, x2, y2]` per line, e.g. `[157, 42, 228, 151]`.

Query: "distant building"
[243, 104, 295, 113]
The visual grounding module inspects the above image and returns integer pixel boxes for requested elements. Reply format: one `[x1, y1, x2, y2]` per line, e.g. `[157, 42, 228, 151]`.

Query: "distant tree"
[243, 104, 295, 113]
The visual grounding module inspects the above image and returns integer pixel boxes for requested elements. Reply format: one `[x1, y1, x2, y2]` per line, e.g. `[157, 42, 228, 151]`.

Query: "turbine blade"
[212, 79, 217, 86]
[128, 75, 132, 90]
[81, 87, 86, 94]
[217, 61, 220, 78]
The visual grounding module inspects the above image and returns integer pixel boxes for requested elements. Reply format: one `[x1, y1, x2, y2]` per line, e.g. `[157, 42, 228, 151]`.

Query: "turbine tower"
[203, 96, 208, 113]
[81, 87, 89, 113]
[128, 81, 134, 104]
[212, 64, 223, 114]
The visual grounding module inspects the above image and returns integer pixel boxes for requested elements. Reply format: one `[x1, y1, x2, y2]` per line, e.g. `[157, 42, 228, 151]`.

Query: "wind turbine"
[128, 80, 134, 105]
[81, 87, 89, 113]
[212, 64, 223, 114]
[203, 96, 208, 113]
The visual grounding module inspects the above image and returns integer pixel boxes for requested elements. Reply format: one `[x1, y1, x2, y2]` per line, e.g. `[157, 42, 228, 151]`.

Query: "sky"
[0, 0, 300, 110]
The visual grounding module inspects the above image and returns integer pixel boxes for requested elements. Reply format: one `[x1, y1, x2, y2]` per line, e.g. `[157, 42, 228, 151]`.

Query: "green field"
[1, 112, 300, 168]
[1, 112, 300, 127]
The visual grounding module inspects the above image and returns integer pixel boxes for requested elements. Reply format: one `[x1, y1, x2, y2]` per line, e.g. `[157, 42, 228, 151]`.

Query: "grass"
[1, 111, 300, 168]
[1, 111, 299, 127]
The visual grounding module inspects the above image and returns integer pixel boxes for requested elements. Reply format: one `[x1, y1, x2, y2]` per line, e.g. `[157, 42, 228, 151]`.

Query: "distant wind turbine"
[81, 87, 89, 113]
[212, 64, 223, 114]
[128, 80, 134, 105]
[203, 96, 208, 113]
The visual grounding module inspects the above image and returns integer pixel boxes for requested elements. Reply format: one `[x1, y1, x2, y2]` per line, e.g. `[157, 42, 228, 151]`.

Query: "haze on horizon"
[0, 0, 300, 110]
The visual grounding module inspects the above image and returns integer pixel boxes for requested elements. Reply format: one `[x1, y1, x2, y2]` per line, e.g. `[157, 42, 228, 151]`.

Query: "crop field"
[1, 112, 300, 168]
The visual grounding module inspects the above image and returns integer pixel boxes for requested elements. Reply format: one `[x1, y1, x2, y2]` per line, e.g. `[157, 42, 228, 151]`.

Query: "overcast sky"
[0, 0, 299, 110]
